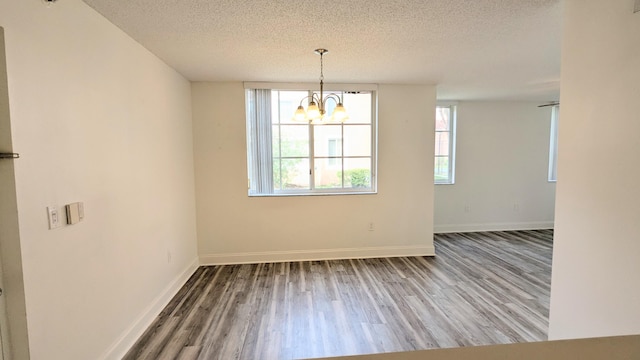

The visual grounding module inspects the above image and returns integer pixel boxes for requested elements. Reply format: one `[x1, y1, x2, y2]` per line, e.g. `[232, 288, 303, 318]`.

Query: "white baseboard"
[434, 221, 554, 234]
[99, 257, 199, 360]
[200, 245, 435, 265]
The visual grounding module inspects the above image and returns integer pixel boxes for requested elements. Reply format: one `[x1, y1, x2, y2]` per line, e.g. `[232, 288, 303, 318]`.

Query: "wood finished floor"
[124, 229, 553, 360]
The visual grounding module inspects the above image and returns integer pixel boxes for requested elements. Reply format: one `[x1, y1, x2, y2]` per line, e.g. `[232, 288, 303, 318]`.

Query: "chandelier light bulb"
[293, 106, 308, 122]
[306, 101, 321, 120]
[332, 103, 348, 122]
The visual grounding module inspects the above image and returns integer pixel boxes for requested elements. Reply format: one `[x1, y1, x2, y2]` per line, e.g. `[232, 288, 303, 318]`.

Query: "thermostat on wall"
[65, 202, 84, 225]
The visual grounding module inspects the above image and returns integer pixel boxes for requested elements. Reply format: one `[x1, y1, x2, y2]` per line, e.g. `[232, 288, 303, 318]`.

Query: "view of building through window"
[435, 105, 456, 184]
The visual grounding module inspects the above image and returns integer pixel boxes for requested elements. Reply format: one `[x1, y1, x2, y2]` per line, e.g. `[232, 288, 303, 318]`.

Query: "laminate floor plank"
[123, 229, 553, 360]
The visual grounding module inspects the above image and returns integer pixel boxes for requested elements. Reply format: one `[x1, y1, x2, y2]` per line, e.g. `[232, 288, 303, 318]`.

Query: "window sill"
[249, 191, 378, 197]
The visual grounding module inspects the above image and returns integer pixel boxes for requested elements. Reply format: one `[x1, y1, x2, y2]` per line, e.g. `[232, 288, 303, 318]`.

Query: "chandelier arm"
[298, 94, 319, 107]
[323, 93, 342, 105]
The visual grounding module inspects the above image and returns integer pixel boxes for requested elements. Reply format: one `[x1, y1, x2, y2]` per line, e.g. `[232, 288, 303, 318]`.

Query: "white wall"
[548, 0, 640, 339]
[0, 1, 198, 359]
[434, 102, 556, 232]
[193, 83, 435, 264]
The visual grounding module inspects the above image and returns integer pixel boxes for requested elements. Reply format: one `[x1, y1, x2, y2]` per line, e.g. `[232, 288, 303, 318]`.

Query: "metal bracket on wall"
[0, 153, 19, 159]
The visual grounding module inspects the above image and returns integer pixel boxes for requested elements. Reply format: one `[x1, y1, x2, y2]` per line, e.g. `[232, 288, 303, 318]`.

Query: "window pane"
[327, 138, 342, 166]
[343, 92, 372, 124]
[328, 139, 341, 157]
[436, 107, 450, 131]
[272, 126, 280, 157]
[276, 158, 310, 190]
[435, 132, 450, 156]
[275, 90, 308, 124]
[273, 158, 282, 190]
[343, 158, 372, 188]
[314, 125, 342, 157]
[548, 105, 559, 181]
[279, 125, 309, 157]
[314, 158, 343, 189]
[344, 125, 371, 157]
[434, 105, 455, 184]
[434, 156, 449, 182]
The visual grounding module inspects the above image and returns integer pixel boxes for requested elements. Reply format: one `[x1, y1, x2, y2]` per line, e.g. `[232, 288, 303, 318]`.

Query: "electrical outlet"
[464, 204, 471, 213]
[368, 222, 375, 231]
[47, 206, 62, 229]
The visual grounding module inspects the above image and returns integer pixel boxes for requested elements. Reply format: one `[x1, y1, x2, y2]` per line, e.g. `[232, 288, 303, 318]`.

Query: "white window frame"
[245, 83, 378, 196]
[548, 105, 559, 182]
[434, 104, 456, 185]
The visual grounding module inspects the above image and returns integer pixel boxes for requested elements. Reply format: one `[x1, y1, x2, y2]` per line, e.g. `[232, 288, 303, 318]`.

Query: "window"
[327, 138, 341, 166]
[435, 105, 456, 184]
[548, 105, 559, 182]
[246, 88, 376, 196]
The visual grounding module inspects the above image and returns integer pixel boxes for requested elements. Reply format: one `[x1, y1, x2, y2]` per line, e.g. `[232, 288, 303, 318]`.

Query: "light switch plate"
[78, 202, 84, 220]
[47, 206, 61, 229]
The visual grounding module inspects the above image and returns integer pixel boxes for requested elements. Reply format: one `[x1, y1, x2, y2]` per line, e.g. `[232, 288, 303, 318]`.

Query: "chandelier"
[293, 49, 348, 124]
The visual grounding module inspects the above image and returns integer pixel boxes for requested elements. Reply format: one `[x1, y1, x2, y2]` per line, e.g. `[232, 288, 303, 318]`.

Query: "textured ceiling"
[81, 0, 562, 101]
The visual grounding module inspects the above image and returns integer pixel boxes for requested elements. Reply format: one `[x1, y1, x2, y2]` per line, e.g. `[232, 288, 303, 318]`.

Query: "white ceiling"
[82, 0, 562, 101]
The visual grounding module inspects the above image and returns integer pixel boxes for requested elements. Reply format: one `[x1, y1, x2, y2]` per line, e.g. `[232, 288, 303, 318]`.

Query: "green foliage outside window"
[339, 168, 371, 188]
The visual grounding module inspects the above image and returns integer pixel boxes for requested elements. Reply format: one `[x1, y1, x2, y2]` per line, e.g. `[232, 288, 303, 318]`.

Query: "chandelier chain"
[319, 52, 324, 82]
